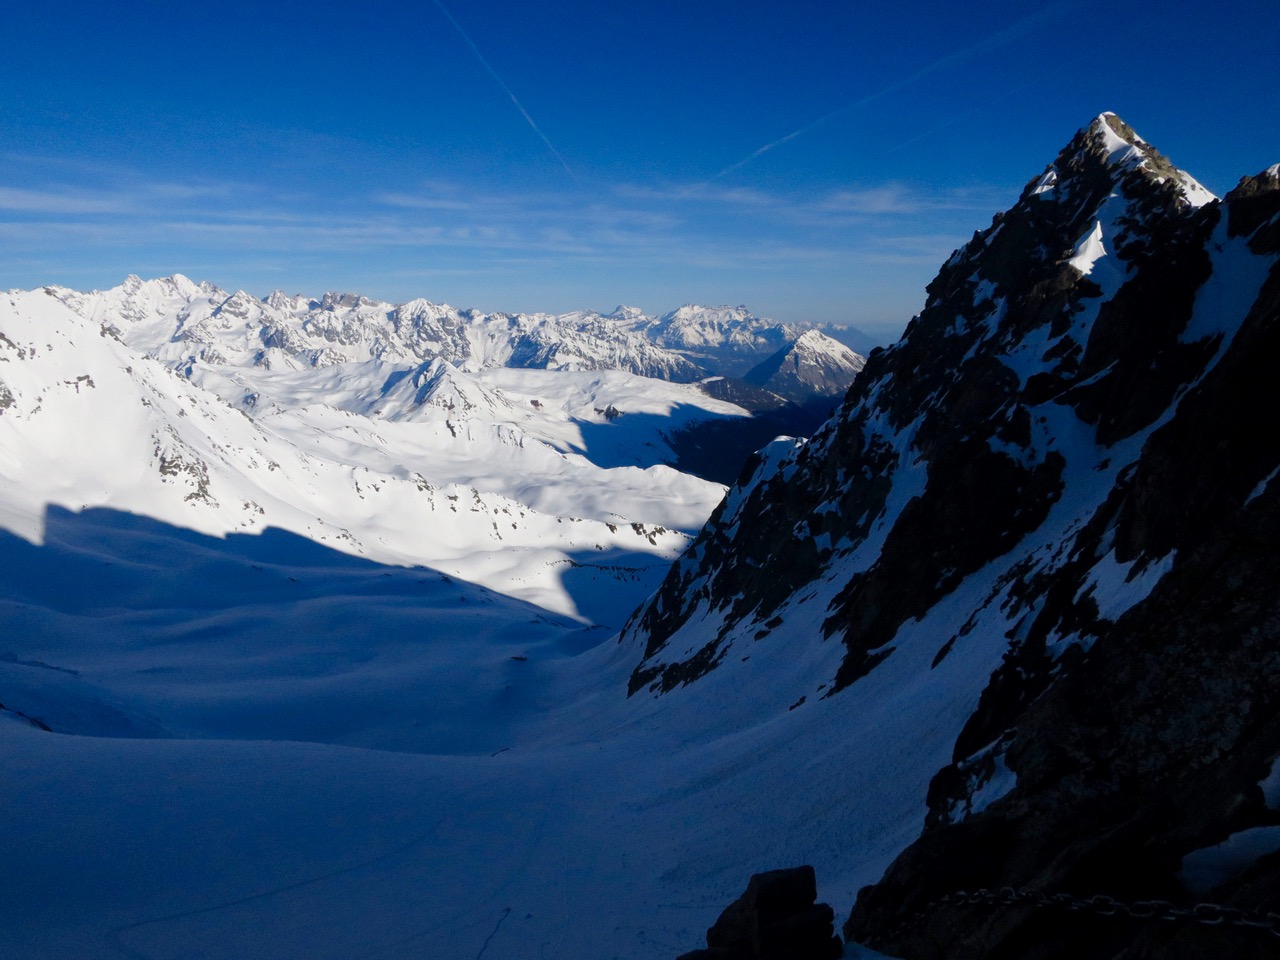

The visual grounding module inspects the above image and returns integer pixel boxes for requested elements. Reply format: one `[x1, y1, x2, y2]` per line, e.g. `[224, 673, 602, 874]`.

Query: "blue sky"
[2, 0, 1277, 338]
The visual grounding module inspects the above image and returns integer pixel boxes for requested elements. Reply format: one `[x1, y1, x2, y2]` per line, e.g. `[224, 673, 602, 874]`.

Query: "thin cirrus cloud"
[0, 163, 982, 313]
[611, 179, 1003, 224]
[0, 187, 136, 216]
[0, 177, 263, 219]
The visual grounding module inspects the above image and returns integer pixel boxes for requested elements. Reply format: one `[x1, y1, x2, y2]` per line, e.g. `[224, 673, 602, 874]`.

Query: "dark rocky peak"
[837, 145, 1280, 958]
[1227, 163, 1280, 246]
[621, 115, 1280, 960]
[879, 112, 1223, 459]
[622, 114, 1230, 699]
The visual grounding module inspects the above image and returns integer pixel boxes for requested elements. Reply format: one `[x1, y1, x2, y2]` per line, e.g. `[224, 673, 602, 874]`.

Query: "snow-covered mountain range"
[3, 113, 1277, 960]
[0, 273, 869, 957]
[48, 275, 848, 383]
[0, 278, 862, 622]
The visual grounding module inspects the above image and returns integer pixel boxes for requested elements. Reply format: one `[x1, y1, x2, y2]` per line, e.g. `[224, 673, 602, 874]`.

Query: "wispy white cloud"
[0, 155, 996, 323]
[0, 187, 134, 215]
[0, 175, 266, 218]
[815, 186, 919, 215]
[612, 178, 1005, 226]
[373, 192, 476, 212]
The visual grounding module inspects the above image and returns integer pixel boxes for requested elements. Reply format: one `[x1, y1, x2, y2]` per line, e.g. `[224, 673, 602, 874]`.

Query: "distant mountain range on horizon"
[36, 272, 882, 379]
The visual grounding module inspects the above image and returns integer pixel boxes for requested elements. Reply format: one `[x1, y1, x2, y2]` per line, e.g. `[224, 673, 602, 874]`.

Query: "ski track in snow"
[104, 828, 442, 960]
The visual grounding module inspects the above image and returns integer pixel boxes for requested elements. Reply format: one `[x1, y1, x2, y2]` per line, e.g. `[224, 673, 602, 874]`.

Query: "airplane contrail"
[431, 0, 580, 185]
[713, 2, 1082, 179]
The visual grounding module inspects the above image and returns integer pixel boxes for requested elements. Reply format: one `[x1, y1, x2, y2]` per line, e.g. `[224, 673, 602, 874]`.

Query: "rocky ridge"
[624, 115, 1280, 958]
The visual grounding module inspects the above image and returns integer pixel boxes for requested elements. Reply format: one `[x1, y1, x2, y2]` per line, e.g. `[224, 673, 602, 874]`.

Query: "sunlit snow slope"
[0, 287, 742, 623]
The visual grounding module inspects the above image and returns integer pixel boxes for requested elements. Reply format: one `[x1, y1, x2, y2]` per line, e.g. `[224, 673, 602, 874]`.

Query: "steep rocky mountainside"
[623, 115, 1280, 958]
[846, 160, 1280, 960]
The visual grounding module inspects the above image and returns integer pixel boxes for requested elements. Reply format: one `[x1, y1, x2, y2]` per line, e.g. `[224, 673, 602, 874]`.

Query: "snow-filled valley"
[0, 280, 887, 959]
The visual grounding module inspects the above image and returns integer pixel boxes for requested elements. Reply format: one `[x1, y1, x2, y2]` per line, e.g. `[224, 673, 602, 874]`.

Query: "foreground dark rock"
[676, 866, 843, 960]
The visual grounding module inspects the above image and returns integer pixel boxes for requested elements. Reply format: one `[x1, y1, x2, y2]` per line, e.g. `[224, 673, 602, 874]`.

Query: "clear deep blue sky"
[2, 0, 1276, 338]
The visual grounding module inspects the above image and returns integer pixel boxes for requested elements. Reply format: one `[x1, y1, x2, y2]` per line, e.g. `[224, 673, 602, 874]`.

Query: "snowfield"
[0, 281, 890, 959]
[0, 504, 957, 960]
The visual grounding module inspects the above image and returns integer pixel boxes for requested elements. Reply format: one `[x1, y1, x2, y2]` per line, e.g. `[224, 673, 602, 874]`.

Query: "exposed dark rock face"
[846, 167, 1280, 960]
[621, 117, 1280, 958]
[675, 866, 843, 960]
[622, 114, 1233, 699]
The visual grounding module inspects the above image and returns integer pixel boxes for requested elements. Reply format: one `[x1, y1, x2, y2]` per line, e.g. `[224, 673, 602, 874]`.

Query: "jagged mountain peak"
[622, 112, 1269, 697]
[1024, 112, 1215, 211]
[319, 290, 381, 311]
[742, 329, 866, 401]
[264, 289, 312, 312]
[606, 305, 648, 321]
[119, 272, 204, 298]
[398, 356, 517, 419]
[790, 328, 850, 353]
[618, 115, 1280, 957]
